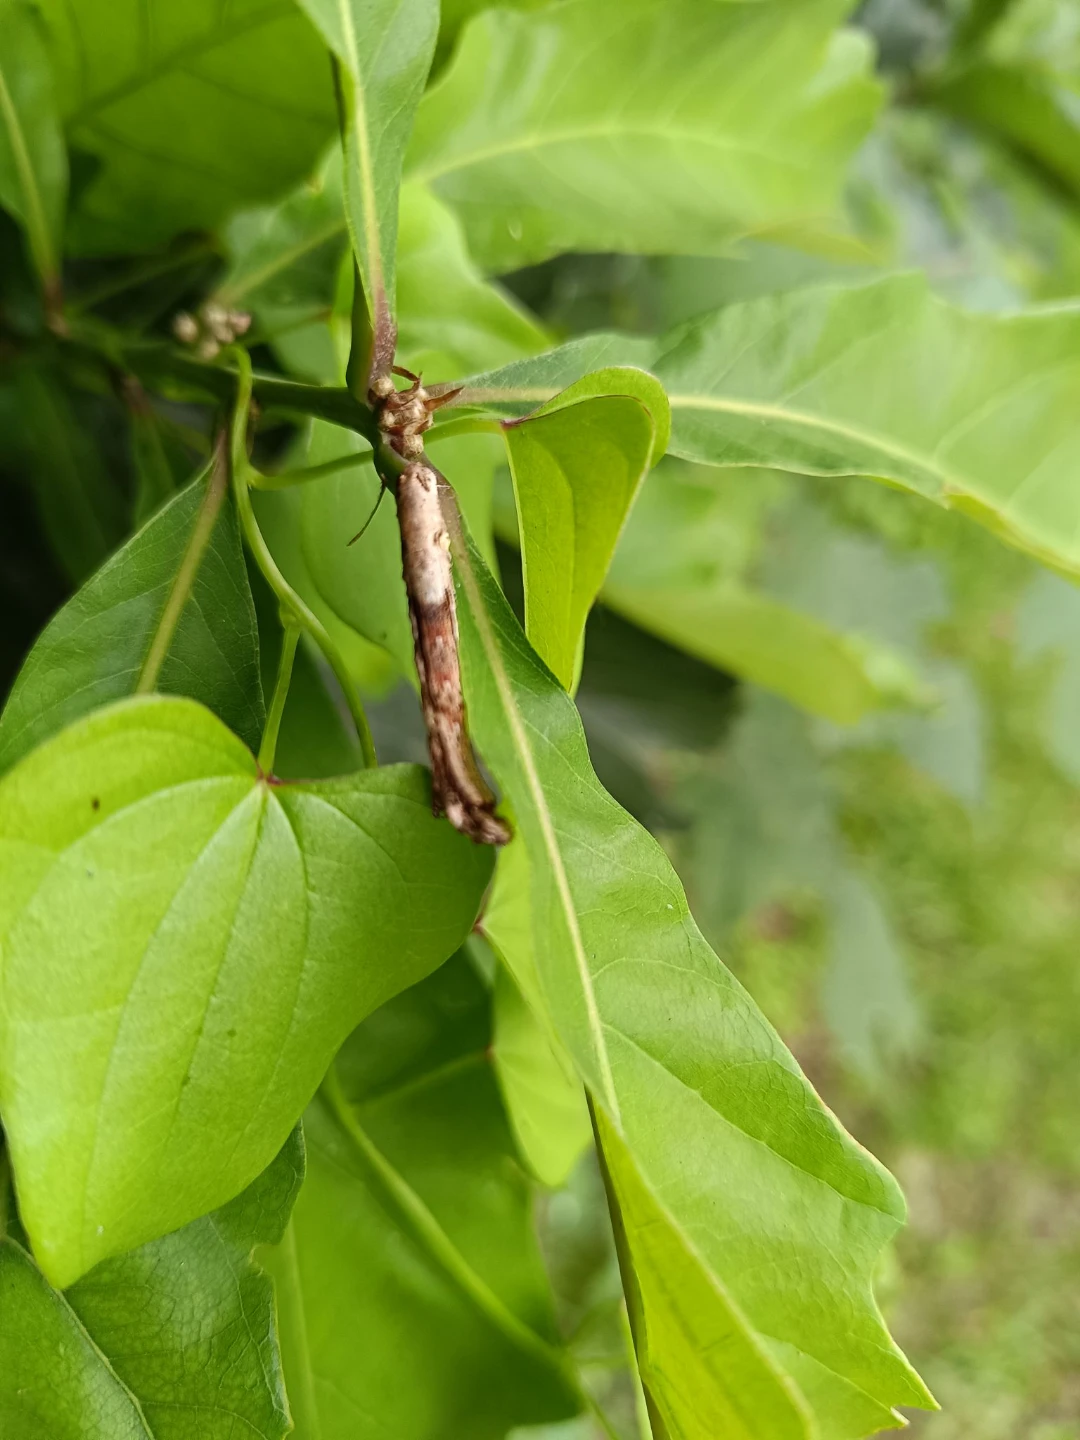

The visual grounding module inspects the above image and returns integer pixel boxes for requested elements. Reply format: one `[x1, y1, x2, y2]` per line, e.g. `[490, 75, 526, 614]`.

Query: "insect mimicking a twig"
[370, 369, 511, 847]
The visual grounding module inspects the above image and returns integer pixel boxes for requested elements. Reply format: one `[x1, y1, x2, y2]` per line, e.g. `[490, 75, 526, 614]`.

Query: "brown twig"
[375, 373, 510, 847]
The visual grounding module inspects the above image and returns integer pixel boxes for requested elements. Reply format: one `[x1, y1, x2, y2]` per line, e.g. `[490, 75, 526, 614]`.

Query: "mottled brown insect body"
[395, 462, 511, 847]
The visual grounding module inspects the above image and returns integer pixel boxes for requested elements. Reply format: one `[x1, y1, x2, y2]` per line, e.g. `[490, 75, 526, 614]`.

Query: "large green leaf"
[407, 0, 880, 272]
[0, 1130, 303, 1440]
[0, 0, 66, 285]
[505, 369, 668, 691]
[457, 275, 1080, 580]
[0, 463, 264, 772]
[446, 517, 935, 1436]
[652, 274, 1080, 576]
[267, 954, 582, 1438]
[0, 695, 492, 1286]
[296, 0, 439, 344]
[39, 0, 337, 254]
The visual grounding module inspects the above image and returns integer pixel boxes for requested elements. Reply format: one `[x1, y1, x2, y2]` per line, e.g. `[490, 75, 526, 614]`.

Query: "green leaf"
[10, 362, 125, 584]
[461, 275, 1080, 581]
[484, 841, 591, 1189]
[0, 1130, 303, 1440]
[397, 182, 549, 377]
[408, 0, 880, 272]
[652, 274, 1080, 577]
[505, 369, 668, 690]
[491, 960, 592, 1191]
[40, 0, 338, 255]
[219, 171, 546, 381]
[266, 954, 582, 1438]
[596, 1114, 813, 1440]
[0, 463, 265, 773]
[0, 694, 492, 1286]
[447, 518, 935, 1437]
[602, 462, 928, 725]
[0, 0, 66, 285]
[217, 151, 350, 363]
[295, 0, 440, 343]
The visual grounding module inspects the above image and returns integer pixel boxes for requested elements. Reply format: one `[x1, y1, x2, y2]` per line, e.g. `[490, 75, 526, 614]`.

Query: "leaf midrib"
[337, 0, 386, 304]
[408, 122, 813, 188]
[322, 1071, 571, 1380]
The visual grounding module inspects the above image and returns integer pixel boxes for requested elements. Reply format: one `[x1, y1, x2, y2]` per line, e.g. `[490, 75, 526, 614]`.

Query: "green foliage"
[0, 463, 264, 769]
[39, 0, 337, 254]
[409, 0, 880, 270]
[295, 0, 438, 333]
[269, 956, 582, 1439]
[0, 0, 65, 285]
[5, 0, 1080, 1432]
[0, 1130, 303, 1439]
[451, 527, 933, 1434]
[506, 369, 668, 690]
[0, 696, 490, 1284]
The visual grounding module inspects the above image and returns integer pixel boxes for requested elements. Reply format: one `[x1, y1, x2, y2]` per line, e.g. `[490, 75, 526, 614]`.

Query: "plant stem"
[248, 449, 374, 491]
[259, 622, 300, 774]
[135, 442, 228, 694]
[121, 341, 381, 444]
[228, 352, 378, 768]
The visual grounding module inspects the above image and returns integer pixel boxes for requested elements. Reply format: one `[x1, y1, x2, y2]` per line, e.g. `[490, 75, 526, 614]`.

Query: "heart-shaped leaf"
[0, 1129, 303, 1440]
[0, 462, 264, 773]
[0, 695, 492, 1287]
[504, 369, 668, 691]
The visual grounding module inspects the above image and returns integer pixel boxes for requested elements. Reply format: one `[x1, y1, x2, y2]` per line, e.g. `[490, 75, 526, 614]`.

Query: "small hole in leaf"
[91, 796, 100, 811]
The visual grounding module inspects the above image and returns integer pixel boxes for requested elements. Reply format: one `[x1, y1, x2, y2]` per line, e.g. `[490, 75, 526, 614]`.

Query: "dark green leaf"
[0, 463, 264, 771]
[10, 363, 125, 584]
[0, 1129, 303, 1440]
[448, 518, 934, 1437]
[0, 695, 492, 1286]
[408, 0, 880, 271]
[41, 0, 338, 254]
[0, 0, 66, 284]
[267, 955, 582, 1438]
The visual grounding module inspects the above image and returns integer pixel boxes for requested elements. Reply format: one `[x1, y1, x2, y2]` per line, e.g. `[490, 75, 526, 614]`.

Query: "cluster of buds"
[172, 303, 252, 361]
[372, 368, 461, 459]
